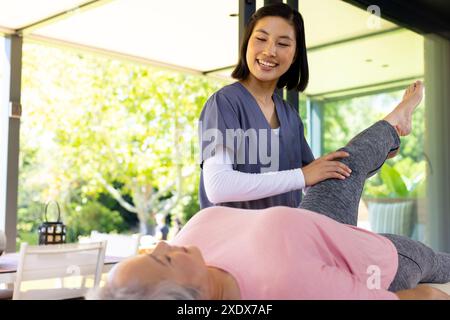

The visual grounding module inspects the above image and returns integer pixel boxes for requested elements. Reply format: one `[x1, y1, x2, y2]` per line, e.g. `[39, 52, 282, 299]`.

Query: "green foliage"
[177, 186, 200, 225]
[97, 190, 139, 228]
[16, 230, 39, 251]
[16, 199, 128, 247]
[324, 90, 425, 162]
[379, 164, 408, 197]
[65, 201, 126, 242]
[323, 89, 426, 200]
[18, 42, 226, 239]
[16, 202, 44, 249]
[364, 160, 426, 199]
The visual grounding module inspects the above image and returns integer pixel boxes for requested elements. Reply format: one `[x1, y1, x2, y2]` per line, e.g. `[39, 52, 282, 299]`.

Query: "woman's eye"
[256, 37, 266, 41]
[279, 43, 289, 47]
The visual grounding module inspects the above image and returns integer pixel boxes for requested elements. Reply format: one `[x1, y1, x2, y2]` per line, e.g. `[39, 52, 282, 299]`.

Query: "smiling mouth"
[257, 59, 278, 68]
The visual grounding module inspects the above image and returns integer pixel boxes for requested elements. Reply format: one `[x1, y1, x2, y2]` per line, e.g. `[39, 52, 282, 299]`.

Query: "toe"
[415, 80, 423, 89]
[414, 81, 424, 93]
[405, 85, 411, 96]
[407, 84, 413, 94]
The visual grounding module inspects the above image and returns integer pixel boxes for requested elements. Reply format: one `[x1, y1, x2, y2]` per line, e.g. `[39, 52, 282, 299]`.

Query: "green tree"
[20, 43, 227, 236]
[65, 201, 126, 242]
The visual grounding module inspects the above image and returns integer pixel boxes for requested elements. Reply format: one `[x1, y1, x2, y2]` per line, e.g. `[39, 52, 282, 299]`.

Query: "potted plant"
[363, 162, 425, 237]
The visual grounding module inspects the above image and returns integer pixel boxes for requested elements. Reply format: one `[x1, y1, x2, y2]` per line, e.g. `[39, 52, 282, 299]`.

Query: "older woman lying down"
[89, 81, 450, 300]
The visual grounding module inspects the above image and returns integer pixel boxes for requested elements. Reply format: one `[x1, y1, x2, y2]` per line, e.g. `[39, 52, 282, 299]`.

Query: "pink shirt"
[171, 206, 399, 300]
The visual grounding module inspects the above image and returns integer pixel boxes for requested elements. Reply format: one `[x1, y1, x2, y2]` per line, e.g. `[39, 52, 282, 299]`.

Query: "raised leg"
[299, 120, 400, 225]
[299, 81, 424, 225]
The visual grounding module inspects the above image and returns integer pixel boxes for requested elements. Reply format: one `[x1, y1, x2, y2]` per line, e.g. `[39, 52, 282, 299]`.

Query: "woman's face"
[108, 241, 210, 297]
[246, 16, 297, 84]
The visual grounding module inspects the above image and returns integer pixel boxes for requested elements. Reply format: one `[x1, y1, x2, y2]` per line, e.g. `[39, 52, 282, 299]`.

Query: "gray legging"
[299, 120, 450, 292]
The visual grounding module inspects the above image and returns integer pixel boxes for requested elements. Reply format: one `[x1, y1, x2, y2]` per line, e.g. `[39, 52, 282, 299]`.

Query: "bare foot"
[384, 80, 424, 136]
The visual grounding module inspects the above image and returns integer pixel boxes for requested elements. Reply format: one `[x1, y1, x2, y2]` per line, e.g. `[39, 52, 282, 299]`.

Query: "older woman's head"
[87, 241, 208, 300]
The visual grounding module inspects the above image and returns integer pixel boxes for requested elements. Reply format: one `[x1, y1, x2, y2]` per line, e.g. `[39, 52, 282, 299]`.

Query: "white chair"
[13, 241, 106, 300]
[82, 231, 141, 258]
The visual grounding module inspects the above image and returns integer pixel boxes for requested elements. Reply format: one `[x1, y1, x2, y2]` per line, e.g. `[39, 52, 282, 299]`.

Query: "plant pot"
[365, 198, 416, 237]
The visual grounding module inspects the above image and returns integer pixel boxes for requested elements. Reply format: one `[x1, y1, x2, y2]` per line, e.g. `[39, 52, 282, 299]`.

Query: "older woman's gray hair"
[85, 280, 201, 300]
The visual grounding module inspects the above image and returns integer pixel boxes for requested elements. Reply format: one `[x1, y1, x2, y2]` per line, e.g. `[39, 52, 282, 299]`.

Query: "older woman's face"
[246, 16, 297, 83]
[108, 241, 210, 297]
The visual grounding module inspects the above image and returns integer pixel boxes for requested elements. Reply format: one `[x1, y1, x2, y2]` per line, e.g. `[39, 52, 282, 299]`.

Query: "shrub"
[65, 201, 126, 242]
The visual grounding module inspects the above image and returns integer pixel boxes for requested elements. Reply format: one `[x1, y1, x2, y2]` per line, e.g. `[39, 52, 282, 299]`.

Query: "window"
[322, 88, 426, 242]
[18, 42, 225, 249]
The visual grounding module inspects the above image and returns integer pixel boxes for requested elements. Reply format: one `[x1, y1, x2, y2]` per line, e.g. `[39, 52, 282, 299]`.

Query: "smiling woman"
[232, 7, 306, 91]
[244, 17, 297, 88]
[198, 3, 353, 211]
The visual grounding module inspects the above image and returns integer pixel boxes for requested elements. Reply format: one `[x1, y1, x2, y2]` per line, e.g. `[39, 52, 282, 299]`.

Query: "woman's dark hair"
[231, 3, 309, 92]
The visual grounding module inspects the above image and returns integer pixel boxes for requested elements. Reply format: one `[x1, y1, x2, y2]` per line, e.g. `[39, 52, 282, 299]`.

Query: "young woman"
[92, 81, 450, 300]
[198, 3, 352, 209]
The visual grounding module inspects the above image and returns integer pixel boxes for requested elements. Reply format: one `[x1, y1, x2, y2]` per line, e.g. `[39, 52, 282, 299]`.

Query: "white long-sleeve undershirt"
[203, 131, 307, 204]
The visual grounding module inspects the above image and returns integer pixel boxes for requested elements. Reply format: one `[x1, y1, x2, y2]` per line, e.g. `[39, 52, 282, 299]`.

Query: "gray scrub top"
[198, 81, 314, 209]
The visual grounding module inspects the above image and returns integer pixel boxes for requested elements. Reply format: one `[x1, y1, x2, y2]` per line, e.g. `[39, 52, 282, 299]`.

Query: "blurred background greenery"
[323, 93, 426, 201]
[18, 42, 226, 249]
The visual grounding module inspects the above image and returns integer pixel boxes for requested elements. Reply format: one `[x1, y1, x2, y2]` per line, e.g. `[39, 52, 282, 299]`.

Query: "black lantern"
[38, 201, 67, 245]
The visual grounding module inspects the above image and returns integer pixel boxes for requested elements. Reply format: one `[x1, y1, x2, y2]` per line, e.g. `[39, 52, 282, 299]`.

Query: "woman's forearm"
[203, 147, 305, 203]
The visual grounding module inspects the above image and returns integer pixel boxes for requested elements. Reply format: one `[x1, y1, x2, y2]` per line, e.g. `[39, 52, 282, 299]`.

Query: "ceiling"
[345, 0, 450, 40]
[0, 0, 426, 98]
